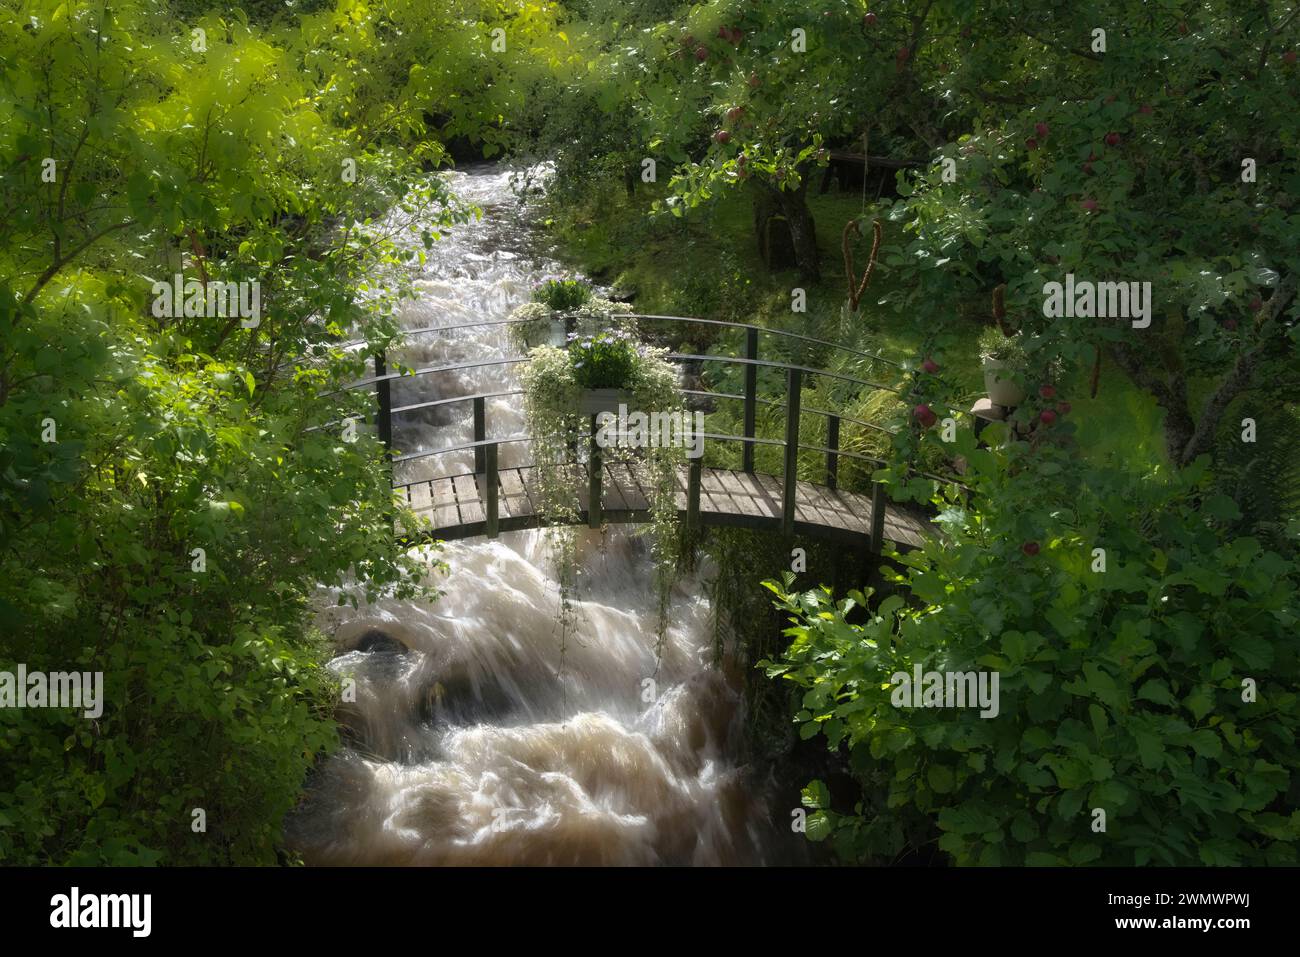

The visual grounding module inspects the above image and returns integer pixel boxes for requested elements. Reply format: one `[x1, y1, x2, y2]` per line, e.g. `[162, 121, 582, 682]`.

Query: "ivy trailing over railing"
[520, 312, 688, 671]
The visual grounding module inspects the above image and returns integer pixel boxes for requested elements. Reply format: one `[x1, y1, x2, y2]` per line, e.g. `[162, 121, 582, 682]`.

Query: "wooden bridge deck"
[397, 464, 930, 549]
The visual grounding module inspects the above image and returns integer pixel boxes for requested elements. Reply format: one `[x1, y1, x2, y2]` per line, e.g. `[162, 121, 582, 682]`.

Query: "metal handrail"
[332, 311, 904, 370]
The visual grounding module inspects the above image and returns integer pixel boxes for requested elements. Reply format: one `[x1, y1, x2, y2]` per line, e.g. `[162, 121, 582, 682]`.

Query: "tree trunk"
[779, 176, 820, 283]
[750, 178, 820, 283]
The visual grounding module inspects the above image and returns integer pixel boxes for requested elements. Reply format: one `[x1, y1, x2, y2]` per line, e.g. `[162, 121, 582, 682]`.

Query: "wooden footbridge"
[334, 314, 956, 554]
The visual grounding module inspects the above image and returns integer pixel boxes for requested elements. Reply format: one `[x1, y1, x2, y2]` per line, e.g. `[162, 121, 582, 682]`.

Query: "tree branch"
[1179, 273, 1298, 464]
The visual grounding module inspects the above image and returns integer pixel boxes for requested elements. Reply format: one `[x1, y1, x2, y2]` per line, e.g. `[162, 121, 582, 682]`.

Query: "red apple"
[1081, 198, 1099, 212]
[1039, 384, 1056, 399]
[864, 12, 877, 26]
[726, 106, 744, 122]
[913, 403, 937, 428]
[1284, 51, 1298, 65]
[1056, 401, 1071, 415]
[1082, 162, 1094, 175]
[695, 46, 708, 61]
[747, 72, 760, 88]
[713, 130, 731, 144]
[736, 153, 747, 166]
[1178, 22, 1189, 35]
[1224, 318, 1238, 331]
[1040, 409, 1057, 425]
[1138, 103, 1153, 115]
[1035, 122, 1049, 138]
[1105, 131, 1121, 147]
[1104, 94, 1117, 105]
[1022, 541, 1040, 557]
[922, 358, 940, 374]
[1026, 137, 1039, 150]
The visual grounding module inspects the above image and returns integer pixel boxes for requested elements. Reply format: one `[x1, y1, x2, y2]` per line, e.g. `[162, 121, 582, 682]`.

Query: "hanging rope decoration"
[842, 218, 883, 312]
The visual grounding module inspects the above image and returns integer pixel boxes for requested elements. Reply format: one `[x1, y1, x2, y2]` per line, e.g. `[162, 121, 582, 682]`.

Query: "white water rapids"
[285, 166, 789, 866]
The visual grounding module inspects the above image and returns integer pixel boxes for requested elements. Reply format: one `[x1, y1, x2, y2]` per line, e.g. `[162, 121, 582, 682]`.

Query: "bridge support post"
[588, 414, 602, 528]
[687, 457, 702, 530]
[782, 367, 801, 536]
[826, 414, 839, 490]
[485, 442, 499, 538]
[869, 481, 886, 555]
[375, 351, 392, 461]
[743, 326, 758, 472]
[473, 396, 486, 474]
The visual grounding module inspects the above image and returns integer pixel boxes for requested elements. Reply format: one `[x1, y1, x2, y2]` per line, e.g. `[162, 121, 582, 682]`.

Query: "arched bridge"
[336, 314, 960, 554]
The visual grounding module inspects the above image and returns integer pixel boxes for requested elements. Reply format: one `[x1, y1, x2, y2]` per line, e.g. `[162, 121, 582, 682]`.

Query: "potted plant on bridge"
[507, 275, 636, 352]
[979, 325, 1028, 409]
[521, 320, 688, 653]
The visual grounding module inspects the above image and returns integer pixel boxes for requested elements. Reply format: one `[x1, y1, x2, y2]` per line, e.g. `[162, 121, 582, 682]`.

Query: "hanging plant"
[521, 318, 688, 663]
[507, 291, 635, 353]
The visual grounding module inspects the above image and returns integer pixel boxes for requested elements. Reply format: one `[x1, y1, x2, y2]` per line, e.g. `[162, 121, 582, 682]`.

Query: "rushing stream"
[285, 166, 789, 866]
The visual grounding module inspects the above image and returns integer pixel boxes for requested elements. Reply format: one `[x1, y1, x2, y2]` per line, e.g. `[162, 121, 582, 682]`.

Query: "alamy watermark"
[50, 887, 150, 937]
[151, 274, 261, 328]
[890, 665, 1000, 719]
[1042, 273, 1151, 328]
[594, 404, 706, 459]
[0, 665, 103, 719]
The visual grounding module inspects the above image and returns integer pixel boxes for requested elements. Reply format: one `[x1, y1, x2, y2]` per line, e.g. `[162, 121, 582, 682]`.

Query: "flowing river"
[285, 165, 791, 866]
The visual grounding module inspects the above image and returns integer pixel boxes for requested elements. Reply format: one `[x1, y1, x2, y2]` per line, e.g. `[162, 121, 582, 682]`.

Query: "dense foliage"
[0, 0, 559, 864]
[765, 425, 1299, 865]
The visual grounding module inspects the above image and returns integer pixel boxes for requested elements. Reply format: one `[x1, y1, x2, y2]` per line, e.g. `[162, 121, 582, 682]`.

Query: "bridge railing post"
[826, 414, 840, 490]
[375, 351, 392, 462]
[485, 442, 499, 538]
[869, 481, 886, 555]
[588, 414, 602, 528]
[473, 396, 486, 474]
[782, 367, 801, 536]
[687, 456, 702, 530]
[743, 326, 758, 472]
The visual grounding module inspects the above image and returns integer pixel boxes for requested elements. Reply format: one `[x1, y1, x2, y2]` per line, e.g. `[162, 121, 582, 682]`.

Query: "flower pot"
[982, 356, 1025, 408]
[578, 388, 633, 415]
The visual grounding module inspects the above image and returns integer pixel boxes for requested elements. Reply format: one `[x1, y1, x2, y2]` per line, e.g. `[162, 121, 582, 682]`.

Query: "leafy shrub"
[532, 276, 592, 311]
[978, 325, 1028, 365]
[764, 428, 1300, 866]
[507, 301, 556, 352]
[568, 330, 639, 389]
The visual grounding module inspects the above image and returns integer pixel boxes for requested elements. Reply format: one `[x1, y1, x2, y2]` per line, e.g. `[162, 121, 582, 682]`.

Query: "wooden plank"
[795, 480, 841, 530]
[805, 482, 866, 536]
[451, 474, 484, 525]
[515, 466, 540, 515]
[428, 477, 460, 530]
[743, 468, 780, 520]
[672, 463, 689, 512]
[714, 469, 764, 521]
[601, 463, 630, 512]
[404, 480, 433, 519]
[699, 466, 740, 516]
[608, 462, 650, 511]
[828, 486, 875, 537]
[498, 468, 531, 520]
[727, 469, 781, 520]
